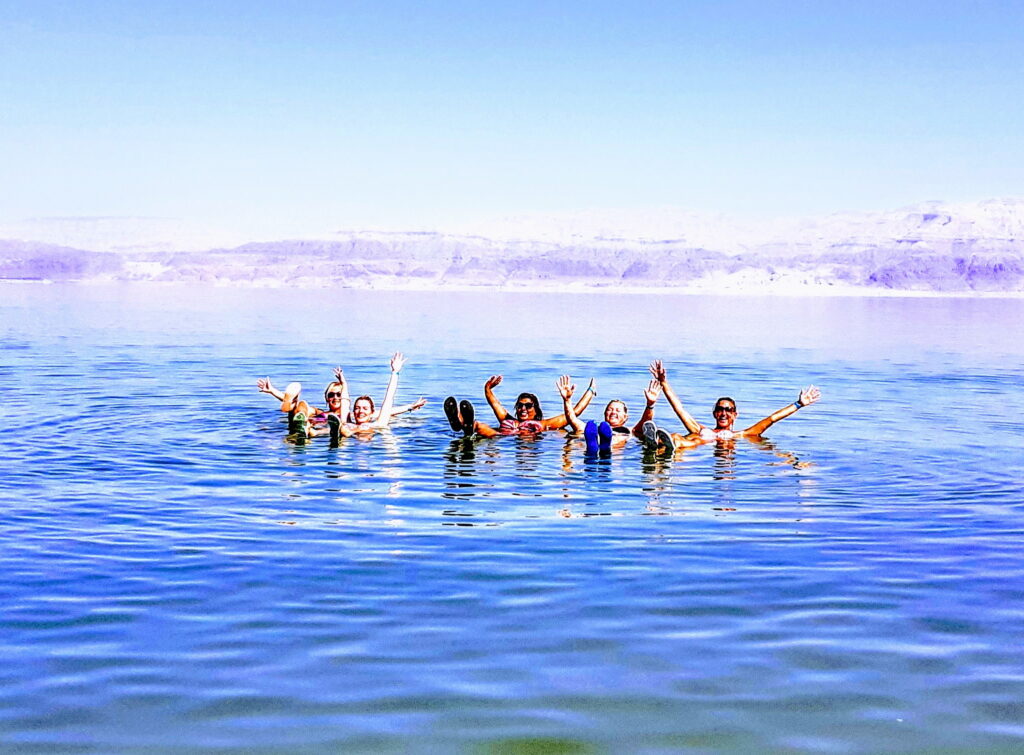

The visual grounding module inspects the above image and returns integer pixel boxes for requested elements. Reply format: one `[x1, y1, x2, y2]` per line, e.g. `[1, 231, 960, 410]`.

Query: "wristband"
[793, 399, 803, 409]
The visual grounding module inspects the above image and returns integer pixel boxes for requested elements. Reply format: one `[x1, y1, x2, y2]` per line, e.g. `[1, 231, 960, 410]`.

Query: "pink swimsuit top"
[499, 418, 545, 435]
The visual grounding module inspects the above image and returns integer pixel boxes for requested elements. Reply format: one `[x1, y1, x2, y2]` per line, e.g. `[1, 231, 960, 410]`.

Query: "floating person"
[256, 353, 425, 439]
[642, 359, 821, 453]
[256, 376, 344, 438]
[555, 375, 662, 454]
[325, 352, 415, 442]
[444, 374, 596, 438]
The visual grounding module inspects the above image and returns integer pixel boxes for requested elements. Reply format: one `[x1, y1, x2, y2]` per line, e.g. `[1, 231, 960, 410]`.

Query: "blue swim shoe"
[584, 420, 600, 454]
[598, 421, 613, 452]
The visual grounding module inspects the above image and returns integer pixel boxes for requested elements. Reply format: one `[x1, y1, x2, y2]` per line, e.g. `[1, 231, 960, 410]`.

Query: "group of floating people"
[256, 352, 821, 456]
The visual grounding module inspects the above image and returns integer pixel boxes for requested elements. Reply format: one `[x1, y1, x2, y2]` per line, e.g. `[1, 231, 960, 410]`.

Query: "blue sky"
[2, 1, 1022, 232]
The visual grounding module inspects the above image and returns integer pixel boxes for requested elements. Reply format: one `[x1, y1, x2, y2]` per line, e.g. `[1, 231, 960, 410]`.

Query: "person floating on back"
[641, 359, 821, 454]
[444, 374, 596, 438]
[555, 374, 661, 455]
[257, 353, 425, 442]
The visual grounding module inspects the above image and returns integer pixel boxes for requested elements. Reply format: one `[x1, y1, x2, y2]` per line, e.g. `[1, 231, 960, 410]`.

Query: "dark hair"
[516, 392, 543, 419]
[354, 395, 375, 412]
[715, 397, 737, 410]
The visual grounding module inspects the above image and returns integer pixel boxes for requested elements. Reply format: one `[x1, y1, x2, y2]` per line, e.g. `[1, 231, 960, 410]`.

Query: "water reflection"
[710, 439, 739, 480]
[442, 438, 478, 502]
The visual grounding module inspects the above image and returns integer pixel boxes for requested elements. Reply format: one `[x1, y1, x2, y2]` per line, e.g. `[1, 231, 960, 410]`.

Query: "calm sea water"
[1, 285, 1023, 753]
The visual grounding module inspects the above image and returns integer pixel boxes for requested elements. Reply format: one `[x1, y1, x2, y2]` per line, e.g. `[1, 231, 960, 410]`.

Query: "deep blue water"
[2, 285, 1024, 753]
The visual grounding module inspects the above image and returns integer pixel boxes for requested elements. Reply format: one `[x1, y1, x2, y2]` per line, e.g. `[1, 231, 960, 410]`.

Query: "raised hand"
[484, 375, 503, 390]
[556, 375, 575, 401]
[409, 397, 427, 411]
[798, 385, 821, 407]
[649, 359, 667, 383]
[390, 352, 406, 373]
[256, 377, 273, 393]
[332, 366, 345, 384]
[643, 378, 662, 405]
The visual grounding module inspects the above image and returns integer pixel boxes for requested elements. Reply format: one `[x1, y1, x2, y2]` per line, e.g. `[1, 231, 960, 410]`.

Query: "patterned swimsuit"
[499, 418, 545, 435]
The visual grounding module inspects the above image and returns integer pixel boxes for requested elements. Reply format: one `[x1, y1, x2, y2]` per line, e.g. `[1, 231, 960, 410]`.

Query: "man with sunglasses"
[642, 359, 821, 453]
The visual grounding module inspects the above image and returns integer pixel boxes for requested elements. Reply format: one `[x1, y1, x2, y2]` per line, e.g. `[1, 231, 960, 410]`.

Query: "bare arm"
[333, 367, 352, 420]
[256, 377, 285, 402]
[373, 352, 406, 428]
[632, 379, 662, 438]
[652, 360, 701, 435]
[741, 385, 821, 437]
[484, 375, 508, 421]
[556, 375, 585, 434]
[388, 397, 427, 417]
[542, 378, 597, 429]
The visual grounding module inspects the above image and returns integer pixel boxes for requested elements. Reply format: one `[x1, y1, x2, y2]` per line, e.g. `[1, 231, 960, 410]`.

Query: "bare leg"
[473, 422, 500, 438]
[281, 382, 302, 412]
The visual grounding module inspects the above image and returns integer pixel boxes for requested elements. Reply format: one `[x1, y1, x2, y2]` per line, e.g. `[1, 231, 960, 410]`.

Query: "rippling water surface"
[2, 285, 1023, 753]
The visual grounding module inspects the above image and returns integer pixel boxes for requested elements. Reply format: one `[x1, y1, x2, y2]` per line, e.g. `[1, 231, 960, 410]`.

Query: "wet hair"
[605, 399, 628, 417]
[515, 392, 543, 420]
[353, 395, 375, 412]
[323, 381, 344, 403]
[714, 397, 737, 411]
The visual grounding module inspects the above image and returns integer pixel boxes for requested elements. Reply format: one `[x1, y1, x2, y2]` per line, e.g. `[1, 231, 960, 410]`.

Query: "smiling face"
[604, 400, 628, 427]
[712, 398, 737, 430]
[352, 396, 374, 424]
[324, 382, 344, 412]
[515, 393, 540, 421]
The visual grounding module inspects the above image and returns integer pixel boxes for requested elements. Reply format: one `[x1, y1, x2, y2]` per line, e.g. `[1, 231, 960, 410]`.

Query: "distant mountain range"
[2, 199, 1023, 294]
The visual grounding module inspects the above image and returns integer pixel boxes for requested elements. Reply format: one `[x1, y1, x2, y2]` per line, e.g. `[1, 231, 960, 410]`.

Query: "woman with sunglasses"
[257, 353, 425, 438]
[444, 374, 596, 437]
[641, 359, 821, 452]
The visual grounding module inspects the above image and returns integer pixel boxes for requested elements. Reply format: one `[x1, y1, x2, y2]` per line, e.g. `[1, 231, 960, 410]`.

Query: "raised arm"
[484, 375, 508, 421]
[257, 377, 285, 402]
[388, 397, 428, 417]
[332, 367, 351, 420]
[741, 385, 821, 437]
[556, 375, 585, 434]
[373, 352, 406, 428]
[651, 360, 701, 435]
[632, 379, 662, 438]
[259, 377, 303, 413]
[542, 378, 597, 429]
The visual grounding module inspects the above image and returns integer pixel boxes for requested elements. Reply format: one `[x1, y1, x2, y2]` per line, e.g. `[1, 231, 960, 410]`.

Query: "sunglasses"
[714, 406, 736, 413]
[326, 392, 344, 399]
[516, 401, 535, 409]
